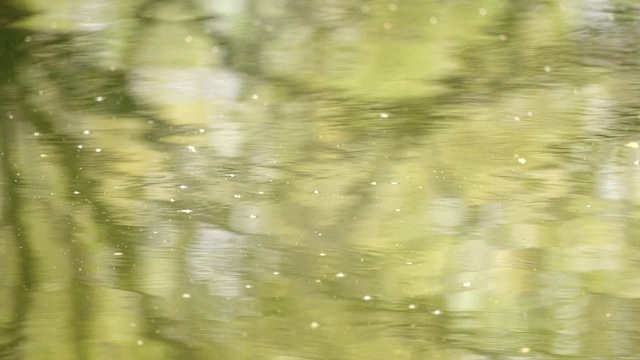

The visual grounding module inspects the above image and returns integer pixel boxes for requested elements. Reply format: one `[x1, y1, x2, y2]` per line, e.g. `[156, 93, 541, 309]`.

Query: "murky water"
[2, 1, 640, 359]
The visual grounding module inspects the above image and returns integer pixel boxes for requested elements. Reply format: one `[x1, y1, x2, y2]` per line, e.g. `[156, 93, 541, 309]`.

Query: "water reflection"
[2, 0, 640, 359]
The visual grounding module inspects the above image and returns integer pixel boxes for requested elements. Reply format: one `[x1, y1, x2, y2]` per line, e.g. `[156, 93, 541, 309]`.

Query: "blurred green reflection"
[2, 0, 640, 359]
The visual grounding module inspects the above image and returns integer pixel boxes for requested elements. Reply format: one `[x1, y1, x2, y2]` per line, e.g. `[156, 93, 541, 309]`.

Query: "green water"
[2, 1, 640, 359]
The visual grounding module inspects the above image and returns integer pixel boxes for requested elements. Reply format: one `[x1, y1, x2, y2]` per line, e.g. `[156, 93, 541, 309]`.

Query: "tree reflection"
[2, 0, 640, 358]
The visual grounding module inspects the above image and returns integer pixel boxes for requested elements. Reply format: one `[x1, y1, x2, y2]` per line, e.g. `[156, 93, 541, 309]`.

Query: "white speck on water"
[113, 252, 123, 256]
[170, 198, 175, 202]
[179, 185, 187, 189]
[635, 160, 639, 166]
[527, 111, 533, 117]
[462, 282, 471, 287]
[95, 148, 101, 153]
[586, 204, 592, 208]
[391, 181, 398, 185]
[234, 194, 241, 198]
[371, 182, 377, 185]
[310, 321, 320, 329]
[380, 113, 389, 118]
[78, 145, 83, 149]
[258, 191, 264, 195]
[227, 174, 236, 178]
[514, 116, 520, 121]
[273, 271, 280, 275]
[83, 130, 90, 135]
[479, 7, 487, 15]
[198, 128, 205, 133]
[544, 66, 551, 72]
[433, 309, 441, 315]
[178, 209, 193, 213]
[517, 157, 526, 164]
[408, 304, 416, 309]
[395, 208, 401, 212]
[251, 94, 259, 100]
[245, 284, 252, 289]
[136, 340, 143, 346]
[313, 189, 319, 194]
[520, 347, 530, 354]
[34, 132, 40, 136]
[319, 252, 327, 257]
[95, 96, 104, 102]
[249, 214, 257, 219]
[363, 295, 372, 301]
[187, 145, 197, 152]
[73, 191, 80, 194]
[336, 272, 346, 278]
[181, 293, 191, 298]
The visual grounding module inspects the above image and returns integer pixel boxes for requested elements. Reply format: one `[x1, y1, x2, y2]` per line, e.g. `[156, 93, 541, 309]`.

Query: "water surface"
[2, 1, 640, 359]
